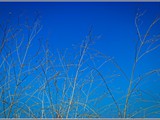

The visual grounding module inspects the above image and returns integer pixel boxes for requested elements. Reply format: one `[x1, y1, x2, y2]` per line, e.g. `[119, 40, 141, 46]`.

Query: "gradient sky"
[1, 2, 160, 67]
[1, 2, 159, 84]
[0, 2, 160, 118]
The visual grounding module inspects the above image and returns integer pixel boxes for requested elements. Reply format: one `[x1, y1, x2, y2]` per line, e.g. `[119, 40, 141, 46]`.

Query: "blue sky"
[1, 2, 159, 64]
[0, 2, 160, 118]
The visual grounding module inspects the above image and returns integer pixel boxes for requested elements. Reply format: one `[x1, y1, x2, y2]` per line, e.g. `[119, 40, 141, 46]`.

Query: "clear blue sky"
[1, 2, 160, 64]
[0, 2, 160, 118]
[1, 2, 158, 85]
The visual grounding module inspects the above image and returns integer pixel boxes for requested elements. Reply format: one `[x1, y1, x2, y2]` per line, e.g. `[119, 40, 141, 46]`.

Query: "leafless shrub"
[0, 11, 160, 118]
